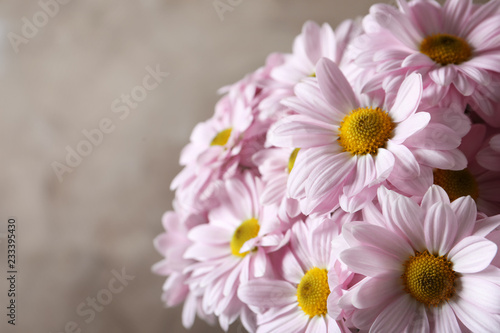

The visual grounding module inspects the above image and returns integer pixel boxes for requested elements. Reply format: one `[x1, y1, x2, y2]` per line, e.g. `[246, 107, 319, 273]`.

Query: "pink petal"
[386, 142, 420, 179]
[405, 305, 430, 332]
[491, 135, 500, 152]
[306, 151, 356, 199]
[453, 71, 475, 96]
[339, 185, 378, 213]
[346, 223, 414, 261]
[269, 115, 336, 148]
[182, 293, 198, 329]
[451, 196, 476, 242]
[282, 249, 306, 284]
[188, 225, 231, 244]
[391, 112, 430, 144]
[374, 148, 395, 182]
[433, 305, 460, 333]
[468, 16, 500, 51]
[316, 58, 357, 113]
[449, 297, 500, 332]
[253, 248, 267, 278]
[305, 316, 327, 333]
[302, 21, 322, 63]
[477, 147, 500, 172]
[413, 148, 467, 170]
[459, 275, 500, 313]
[424, 202, 457, 255]
[292, 82, 345, 123]
[465, 52, 500, 72]
[402, 53, 436, 68]
[237, 279, 297, 308]
[370, 294, 417, 333]
[449, 236, 497, 273]
[443, 0, 471, 34]
[259, 308, 309, 332]
[343, 154, 376, 197]
[404, 123, 461, 150]
[352, 275, 404, 309]
[340, 246, 402, 277]
[379, 187, 425, 250]
[389, 165, 432, 196]
[371, 4, 422, 47]
[389, 73, 422, 123]
[184, 244, 228, 260]
[458, 64, 491, 85]
[429, 66, 457, 86]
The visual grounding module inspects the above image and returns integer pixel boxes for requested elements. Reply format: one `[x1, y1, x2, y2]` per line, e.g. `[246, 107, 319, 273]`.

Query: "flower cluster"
[153, 1, 500, 332]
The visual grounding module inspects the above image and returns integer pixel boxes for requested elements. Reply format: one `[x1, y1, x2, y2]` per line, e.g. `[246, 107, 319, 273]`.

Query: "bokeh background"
[0, 0, 486, 332]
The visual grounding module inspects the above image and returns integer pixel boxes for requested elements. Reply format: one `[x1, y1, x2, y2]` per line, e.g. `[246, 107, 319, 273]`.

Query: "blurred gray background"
[0, 0, 477, 332]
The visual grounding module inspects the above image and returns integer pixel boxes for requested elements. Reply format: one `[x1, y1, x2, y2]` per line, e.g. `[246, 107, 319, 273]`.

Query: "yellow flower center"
[296, 267, 330, 317]
[433, 168, 479, 202]
[420, 34, 472, 66]
[338, 107, 395, 156]
[230, 218, 260, 257]
[210, 128, 232, 146]
[401, 250, 457, 307]
[287, 148, 300, 173]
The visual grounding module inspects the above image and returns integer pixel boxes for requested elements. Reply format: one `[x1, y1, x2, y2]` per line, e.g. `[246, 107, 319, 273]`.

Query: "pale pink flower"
[238, 216, 353, 333]
[152, 211, 216, 328]
[259, 20, 363, 121]
[171, 86, 270, 217]
[184, 172, 289, 331]
[351, 0, 500, 124]
[269, 58, 465, 214]
[340, 185, 500, 332]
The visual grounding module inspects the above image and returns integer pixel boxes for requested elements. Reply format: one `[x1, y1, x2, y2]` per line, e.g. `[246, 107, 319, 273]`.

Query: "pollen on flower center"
[433, 168, 479, 202]
[297, 267, 330, 317]
[401, 250, 457, 307]
[210, 128, 232, 146]
[420, 33, 472, 66]
[288, 148, 300, 173]
[338, 107, 395, 156]
[230, 218, 260, 257]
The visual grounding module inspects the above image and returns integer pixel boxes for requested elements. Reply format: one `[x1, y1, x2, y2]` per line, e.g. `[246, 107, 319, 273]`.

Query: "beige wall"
[0, 0, 486, 332]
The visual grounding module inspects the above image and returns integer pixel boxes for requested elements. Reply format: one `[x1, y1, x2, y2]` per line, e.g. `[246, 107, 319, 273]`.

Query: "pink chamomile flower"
[259, 19, 363, 121]
[238, 216, 354, 333]
[183, 171, 289, 331]
[352, 0, 500, 123]
[269, 57, 466, 214]
[152, 210, 216, 329]
[339, 185, 500, 332]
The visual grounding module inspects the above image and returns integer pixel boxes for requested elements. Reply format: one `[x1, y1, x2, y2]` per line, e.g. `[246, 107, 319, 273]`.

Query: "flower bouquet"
[153, 0, 500, 332]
